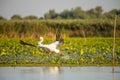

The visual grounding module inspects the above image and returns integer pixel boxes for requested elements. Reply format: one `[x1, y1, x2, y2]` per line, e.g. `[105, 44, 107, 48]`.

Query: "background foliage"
[0, 6, 120, 38]
[0, 19, 120, 38]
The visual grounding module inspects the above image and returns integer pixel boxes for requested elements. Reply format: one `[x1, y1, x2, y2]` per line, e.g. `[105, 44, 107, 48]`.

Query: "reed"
[112, 16, 117, 73]
[0, 19, 120, 38]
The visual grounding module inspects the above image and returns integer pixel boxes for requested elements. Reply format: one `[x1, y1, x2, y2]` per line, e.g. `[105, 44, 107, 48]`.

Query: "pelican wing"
[58, 39, 64, 45]
[56, 33, 60, 41]
[42, 47, 51, 52]
[20, 40, 36, 47]
[55, 33, 64, 46]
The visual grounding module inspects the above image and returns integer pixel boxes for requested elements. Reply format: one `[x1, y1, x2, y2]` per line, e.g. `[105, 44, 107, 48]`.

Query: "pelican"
[20, 34, 64, 54]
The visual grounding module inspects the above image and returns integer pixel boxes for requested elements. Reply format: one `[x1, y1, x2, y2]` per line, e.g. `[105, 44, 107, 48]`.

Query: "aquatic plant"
[0, 38, 120, 66]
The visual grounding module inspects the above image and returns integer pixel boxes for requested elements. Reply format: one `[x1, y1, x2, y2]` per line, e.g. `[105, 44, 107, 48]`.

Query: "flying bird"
[20, 34, 64, 54]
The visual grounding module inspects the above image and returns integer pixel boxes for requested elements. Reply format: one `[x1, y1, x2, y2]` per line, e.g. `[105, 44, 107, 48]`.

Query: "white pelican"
[20, 34, 64, 54]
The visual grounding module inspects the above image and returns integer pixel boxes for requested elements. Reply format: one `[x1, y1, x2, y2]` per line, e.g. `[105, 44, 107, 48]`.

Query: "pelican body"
[20, 36, 64, 54]
[38, 37, 63, 53]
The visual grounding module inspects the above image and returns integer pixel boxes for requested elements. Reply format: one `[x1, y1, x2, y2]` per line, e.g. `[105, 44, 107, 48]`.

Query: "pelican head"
[38, 37, 43, 45]
[40, 37, 43, 41]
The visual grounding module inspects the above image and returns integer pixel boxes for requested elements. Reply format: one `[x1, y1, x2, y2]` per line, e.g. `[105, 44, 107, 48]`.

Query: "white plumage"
[38, 37, 61, 53]
[20, 35, 64, 54]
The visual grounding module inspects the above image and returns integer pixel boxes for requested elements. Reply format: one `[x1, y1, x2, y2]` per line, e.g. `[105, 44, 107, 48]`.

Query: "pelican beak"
[59, 39, 64, 44]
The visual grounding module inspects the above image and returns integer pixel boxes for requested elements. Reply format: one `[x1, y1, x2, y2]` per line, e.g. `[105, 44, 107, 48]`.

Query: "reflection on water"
[112, 72, 115, 80]
[0, 66, 120, 80]
[42, 67, 60, 74]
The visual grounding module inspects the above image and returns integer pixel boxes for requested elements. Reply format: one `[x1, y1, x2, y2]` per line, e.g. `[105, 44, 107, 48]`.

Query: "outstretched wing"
[42, 47, 51, 52]
[55, 33, 64, 46]
[20, 40, 36, 47]
[58, 38, 64, 46]
[56, 33, 61, 41]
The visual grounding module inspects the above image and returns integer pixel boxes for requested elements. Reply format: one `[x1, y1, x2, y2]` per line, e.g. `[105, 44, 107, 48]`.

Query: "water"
[0, 66, 120, 80]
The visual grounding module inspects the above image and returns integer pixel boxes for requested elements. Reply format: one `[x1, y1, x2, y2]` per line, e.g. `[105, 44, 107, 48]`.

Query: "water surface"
[0, 66, 120, 80]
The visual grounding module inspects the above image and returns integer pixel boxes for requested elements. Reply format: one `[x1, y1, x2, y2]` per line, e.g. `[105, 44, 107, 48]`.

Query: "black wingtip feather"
[19, 40, 36, 47]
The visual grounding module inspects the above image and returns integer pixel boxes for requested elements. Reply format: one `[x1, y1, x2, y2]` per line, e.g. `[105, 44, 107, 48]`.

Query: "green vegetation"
[1, 6, 120, 20]
[0, 6, 120, 38]
[44, 6, 120, 19]
[0, 19, 120, 38]
[0, 38, 120, 66]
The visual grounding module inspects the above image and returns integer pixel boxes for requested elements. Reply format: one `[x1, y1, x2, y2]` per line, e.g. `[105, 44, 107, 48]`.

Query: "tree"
[109, 9, 120, 17]
[72, 7, 86, 19]
[24, 15, 38, 20]
[60, 9, 71, 19]
[44, 12, 51, 19]
[104, 12, 114, 19]
[95, 6, 103, 18]
[0, 16, 6, 20]
[104, 9, 120, 19]
[11, 14, 22, 20]
[49, 10, 57, 19]
[44, 9, 57, 19]
[87, 9, 97, 18]
[86, 6, 103, 18]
